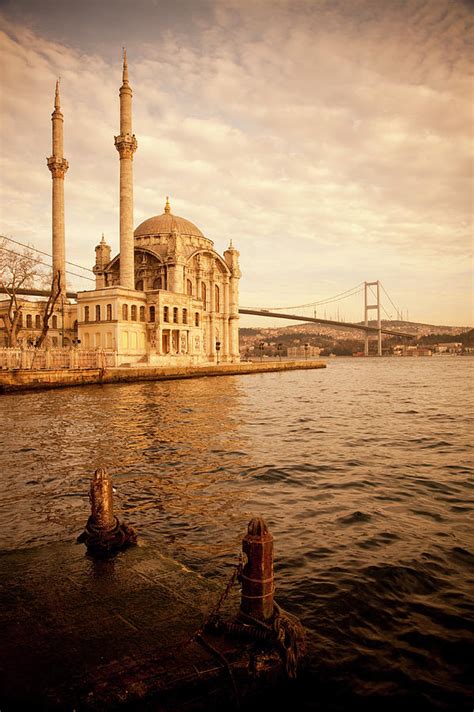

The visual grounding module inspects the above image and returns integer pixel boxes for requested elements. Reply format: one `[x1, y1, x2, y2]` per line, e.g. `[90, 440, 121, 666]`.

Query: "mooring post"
[90, 467, 115, 530]
[240, 517, 275, 623]
[77, 467, 136, 557]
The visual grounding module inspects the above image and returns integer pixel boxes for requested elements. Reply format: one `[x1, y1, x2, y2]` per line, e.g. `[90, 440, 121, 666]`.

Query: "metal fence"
[0, 348, 117, 371]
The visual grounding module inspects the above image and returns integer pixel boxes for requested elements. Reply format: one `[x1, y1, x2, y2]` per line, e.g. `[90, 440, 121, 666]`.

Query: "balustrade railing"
[0, 347, 116, 371]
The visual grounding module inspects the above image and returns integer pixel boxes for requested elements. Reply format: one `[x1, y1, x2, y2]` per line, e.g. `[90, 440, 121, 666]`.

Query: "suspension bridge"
[240, 281, 415, 356]
[1, 236, 415, 356]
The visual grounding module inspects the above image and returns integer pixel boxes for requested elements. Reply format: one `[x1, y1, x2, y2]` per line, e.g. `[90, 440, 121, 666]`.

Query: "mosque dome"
[134, 197, 205, 239]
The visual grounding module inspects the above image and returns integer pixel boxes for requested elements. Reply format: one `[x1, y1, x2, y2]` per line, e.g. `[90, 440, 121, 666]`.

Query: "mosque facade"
[0, 53, 241, 366]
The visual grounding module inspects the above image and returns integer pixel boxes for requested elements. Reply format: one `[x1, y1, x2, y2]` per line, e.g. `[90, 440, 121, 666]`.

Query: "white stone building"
[0, 53, 241, 365]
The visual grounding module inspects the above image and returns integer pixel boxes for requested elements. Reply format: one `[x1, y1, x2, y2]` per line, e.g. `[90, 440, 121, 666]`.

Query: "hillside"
[239, 321, 473, 357]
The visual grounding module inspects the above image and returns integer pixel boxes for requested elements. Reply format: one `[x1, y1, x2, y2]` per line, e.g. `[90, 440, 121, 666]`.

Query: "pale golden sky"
[0, 0, 472, 326]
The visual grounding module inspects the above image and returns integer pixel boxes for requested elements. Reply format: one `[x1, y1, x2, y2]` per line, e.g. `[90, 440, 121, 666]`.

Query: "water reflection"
[1, 358, 473, 709]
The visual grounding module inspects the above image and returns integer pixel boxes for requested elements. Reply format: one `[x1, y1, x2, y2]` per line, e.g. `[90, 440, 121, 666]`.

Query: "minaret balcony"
[114, 133, 137, 159]
[47, 156, 69, 178]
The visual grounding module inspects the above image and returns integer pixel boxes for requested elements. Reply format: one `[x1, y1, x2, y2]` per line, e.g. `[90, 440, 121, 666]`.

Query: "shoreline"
[0, 359, 326, 394]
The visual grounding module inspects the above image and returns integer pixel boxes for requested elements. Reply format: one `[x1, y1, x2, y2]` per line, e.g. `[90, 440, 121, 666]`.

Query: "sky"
[0, 0, 472, 327]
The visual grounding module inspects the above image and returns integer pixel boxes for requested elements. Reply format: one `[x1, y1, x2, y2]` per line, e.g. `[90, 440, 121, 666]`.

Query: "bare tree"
[0, 238, 44, 346]
[35, 270, 63, 349]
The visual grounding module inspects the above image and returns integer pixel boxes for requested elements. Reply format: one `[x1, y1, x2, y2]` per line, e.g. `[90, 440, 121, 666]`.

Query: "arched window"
[122, 304, 128, 321]
[139, 306, 145, 322]
[35, 314, 41, 328]
[195, 312, 200, 327]
[84, 306, 89, 323]
[95, 305, 101, 322]
[163, 306, 169, 323]
[131, 305, 137, 321]
[26, 314, 32, 328]
[173, 307, 179, 323]
[182, 308, 188, 324]
[201, 282, 207, 310]
[153, 277, 162, 290]
[52, 315, 58, 329]
[215, 285, 220, 312]
[187, 279, 193, 296]
[149, 306, 155, 322]
[106, 304, 112, 321]
[135, 279, 144, 291]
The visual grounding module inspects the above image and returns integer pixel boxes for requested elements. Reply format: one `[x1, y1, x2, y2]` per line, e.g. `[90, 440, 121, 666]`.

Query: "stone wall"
[0, 360, 326, 394]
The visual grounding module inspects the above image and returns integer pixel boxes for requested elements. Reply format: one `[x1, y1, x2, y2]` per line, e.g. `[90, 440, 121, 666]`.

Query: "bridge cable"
[263, 282, 365, 311]
[379, 282, 403, 321]
[0, 245, 95, 282]
[0, 235, 94, 274]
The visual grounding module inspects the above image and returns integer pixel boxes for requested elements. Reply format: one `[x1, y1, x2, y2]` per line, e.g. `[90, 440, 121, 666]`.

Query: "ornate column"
[114, 50, 137, 290]
[209, 266, 216, 359]
[47, 80, 69, 297]
[195, 253, 202, 300]
[224, 241, 241, 362]
[223, 276, 230, 359]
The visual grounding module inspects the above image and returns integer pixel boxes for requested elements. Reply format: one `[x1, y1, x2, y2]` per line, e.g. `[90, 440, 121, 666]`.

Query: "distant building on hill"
[287, 345, 321, 358]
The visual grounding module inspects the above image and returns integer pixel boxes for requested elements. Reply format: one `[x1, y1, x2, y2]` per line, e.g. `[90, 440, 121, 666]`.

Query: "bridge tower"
[364, 281, 382, 356]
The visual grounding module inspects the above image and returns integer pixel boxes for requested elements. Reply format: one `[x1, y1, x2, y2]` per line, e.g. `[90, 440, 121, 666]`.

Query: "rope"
[272, 602, 303, 679]
[219, 602, 305, 679]
[76, 515, 137, 556]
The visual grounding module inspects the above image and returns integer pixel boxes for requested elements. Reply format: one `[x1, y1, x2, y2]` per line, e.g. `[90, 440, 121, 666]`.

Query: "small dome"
[134, 198, 204, 239]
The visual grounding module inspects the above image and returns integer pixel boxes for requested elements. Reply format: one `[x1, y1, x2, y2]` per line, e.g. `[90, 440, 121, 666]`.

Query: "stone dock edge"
[0, 359, 326, 393]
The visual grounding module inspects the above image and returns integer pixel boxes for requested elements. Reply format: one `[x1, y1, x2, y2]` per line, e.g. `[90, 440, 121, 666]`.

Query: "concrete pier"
[0, 359, 326, 394]
[0, 541, 287, 710]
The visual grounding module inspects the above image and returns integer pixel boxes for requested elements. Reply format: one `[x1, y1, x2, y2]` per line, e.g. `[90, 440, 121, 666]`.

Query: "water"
[1, 356, 473, 710]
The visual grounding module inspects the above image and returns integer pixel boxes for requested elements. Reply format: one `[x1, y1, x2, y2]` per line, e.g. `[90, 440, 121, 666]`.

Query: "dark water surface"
[1, 357, 473, 710]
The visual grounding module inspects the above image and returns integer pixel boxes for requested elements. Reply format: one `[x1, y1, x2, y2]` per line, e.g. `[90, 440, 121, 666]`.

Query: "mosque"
[0, 53, 241, 366]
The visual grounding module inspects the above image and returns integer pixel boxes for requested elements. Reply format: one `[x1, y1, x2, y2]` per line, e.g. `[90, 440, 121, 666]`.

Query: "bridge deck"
[239, 308, 415, 338]
[2, 289, 414, 338]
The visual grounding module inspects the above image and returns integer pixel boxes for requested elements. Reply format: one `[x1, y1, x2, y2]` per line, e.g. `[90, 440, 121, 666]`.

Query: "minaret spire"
[54, 78, 60, 109]
[47, 78, 69, 297]
[114, 49, 137, 290]
[122, 48, 129, 84]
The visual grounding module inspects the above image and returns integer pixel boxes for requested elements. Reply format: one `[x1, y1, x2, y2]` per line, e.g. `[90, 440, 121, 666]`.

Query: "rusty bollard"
[77, 468, 137, 557]
[239, 517, 275, 623]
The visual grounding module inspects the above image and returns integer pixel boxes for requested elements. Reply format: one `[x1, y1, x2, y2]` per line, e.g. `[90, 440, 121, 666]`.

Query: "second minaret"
[114, 50, 137, 290]
[47, 80, 69, 297]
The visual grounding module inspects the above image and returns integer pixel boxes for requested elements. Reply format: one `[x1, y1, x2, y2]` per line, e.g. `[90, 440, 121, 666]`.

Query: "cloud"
[0, 0, 472, 325]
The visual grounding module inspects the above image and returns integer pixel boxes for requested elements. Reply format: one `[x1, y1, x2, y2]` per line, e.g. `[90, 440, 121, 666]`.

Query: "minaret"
[114, 49, 137, 290]
[224, 240, 241, 362]
[47, 79, 69, 296]
[93, 234, 111, 289]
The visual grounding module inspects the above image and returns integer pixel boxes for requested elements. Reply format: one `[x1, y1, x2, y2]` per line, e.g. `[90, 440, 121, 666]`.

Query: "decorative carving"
[47, 156, 69, 178]
[167, 231, 177, 259]
[194, 335, 200, 351]
[114, 133, 137, 159]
